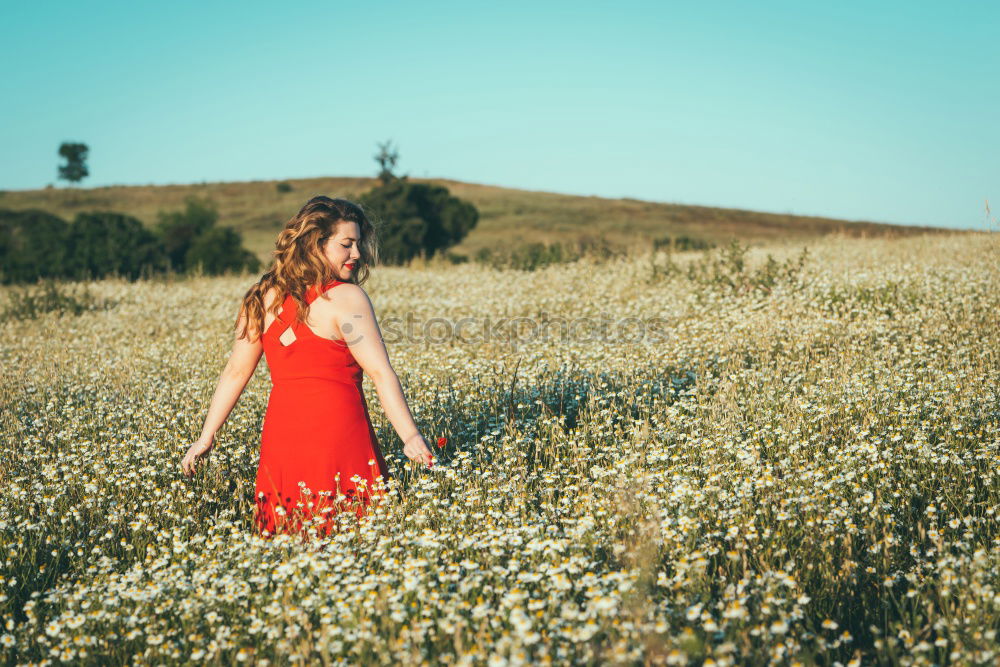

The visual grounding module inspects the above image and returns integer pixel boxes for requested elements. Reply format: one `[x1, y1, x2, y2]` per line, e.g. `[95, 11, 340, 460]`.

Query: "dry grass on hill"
[0, 176, 957, 263]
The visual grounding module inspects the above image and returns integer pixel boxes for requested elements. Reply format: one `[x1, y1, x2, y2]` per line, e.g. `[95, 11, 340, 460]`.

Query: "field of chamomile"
[0, 232, 997, 666]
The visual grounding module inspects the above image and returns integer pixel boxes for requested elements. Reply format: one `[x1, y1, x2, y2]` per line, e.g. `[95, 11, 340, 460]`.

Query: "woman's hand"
[402, 434, 434, 467]
[181, 437, 215, 477]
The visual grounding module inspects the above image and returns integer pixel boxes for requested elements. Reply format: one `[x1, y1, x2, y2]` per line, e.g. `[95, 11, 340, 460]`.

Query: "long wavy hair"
[236, 196, 377, 341]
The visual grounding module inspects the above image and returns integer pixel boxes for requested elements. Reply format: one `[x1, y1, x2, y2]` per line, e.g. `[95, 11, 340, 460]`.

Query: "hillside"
[0, 176, 956, 262]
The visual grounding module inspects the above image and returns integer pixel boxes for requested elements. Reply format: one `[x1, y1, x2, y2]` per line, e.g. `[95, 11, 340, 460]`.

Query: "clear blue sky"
[2, 0, 997, 230]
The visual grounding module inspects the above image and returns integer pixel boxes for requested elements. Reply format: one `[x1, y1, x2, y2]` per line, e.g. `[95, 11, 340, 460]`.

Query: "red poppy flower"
[437, 436, 448, 449]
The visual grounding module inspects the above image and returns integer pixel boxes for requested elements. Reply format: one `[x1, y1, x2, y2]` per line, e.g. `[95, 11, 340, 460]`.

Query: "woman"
[180, 196, 435, 538]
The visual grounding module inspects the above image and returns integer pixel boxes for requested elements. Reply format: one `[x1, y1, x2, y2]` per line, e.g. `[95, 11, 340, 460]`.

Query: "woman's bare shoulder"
[327, 282, 372, 309]
[261, 284, 283, 310]
[331, 282, 368, 296]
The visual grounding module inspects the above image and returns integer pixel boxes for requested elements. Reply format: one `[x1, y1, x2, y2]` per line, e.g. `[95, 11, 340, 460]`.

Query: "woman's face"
[322, 221, 362, 280]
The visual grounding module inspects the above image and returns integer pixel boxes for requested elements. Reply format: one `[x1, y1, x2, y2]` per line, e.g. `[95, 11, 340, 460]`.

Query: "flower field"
[0, 232, 997, 665]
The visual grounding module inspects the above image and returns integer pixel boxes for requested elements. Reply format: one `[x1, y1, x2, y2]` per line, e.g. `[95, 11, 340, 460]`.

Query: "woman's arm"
[181, 312, 264, 477]
[332, 284, 434, 467]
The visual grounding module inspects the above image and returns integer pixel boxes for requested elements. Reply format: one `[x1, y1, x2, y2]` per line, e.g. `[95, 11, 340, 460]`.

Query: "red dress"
[253, 280, 392, 538]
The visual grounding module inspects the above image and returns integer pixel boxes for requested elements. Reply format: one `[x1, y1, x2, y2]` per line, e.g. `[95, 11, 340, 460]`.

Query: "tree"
[155, 196, 220, 272]
[0, 209, 69, 283]
[57, 142, 89, 185]
[0, 200, 258, 282]
[66, 212, 166, 280]
[360, 180, 478, 265]
[185, 227, 261, 275]
[155, 196, 260, 274]
[374, 139, 403, 185]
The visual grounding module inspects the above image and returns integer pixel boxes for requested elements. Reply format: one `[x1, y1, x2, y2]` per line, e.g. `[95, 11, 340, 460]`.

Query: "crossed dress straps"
[267, 282, 342, 345]
[270, 297, 299, 339]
